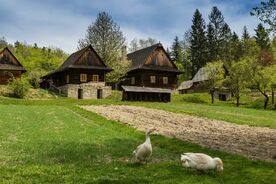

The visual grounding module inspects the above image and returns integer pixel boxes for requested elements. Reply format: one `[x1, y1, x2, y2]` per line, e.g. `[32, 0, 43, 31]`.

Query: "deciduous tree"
[202, 61, 225, 103]
[78, 11, 129, 82]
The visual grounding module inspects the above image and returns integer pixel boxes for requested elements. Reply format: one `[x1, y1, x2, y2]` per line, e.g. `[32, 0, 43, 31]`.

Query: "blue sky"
[0, 0, 261, 53]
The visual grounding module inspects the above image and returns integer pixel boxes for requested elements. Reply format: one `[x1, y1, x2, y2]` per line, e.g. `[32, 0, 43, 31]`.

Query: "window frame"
[80, 74, 87, 82]
[150, 76, 156, 83]
[163, 76, 168, 84]
[92, 74, 99, 82]
[66, 74, 70, 83]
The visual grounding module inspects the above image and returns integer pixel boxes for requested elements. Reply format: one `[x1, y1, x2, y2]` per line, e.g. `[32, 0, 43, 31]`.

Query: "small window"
[80, 74, 87, 82]
[92, 74, 99, 82]
[66, 75, 70, 83]
[163, 77, 168, 84]
[131, 77, 135, 85]
[150, 76, 156, 83]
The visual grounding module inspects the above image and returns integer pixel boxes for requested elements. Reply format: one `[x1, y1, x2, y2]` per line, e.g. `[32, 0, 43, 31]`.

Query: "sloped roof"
[192, 67, 209, 83]
[127, 43, 181, 73]
[178, 67, 209, 90]
[177, 80, 193, 90]
[44, 45, 112, 77]
[0, 47, 26, 71]
[122, 85, 172, 93]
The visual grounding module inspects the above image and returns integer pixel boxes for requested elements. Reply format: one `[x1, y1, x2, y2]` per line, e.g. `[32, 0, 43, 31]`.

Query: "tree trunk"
[264, 94, 269, 109]
[258, 88, 269, 109]
[210, 90, 215, 104]
[272, 90, 275, 105]
[236, 96, 240, 107]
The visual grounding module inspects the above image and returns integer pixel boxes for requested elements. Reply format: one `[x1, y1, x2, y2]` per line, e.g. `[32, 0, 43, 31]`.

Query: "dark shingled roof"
[44, 45, 112, 77]
[127, 43, 182, 73]
[0, 47, 26, 72]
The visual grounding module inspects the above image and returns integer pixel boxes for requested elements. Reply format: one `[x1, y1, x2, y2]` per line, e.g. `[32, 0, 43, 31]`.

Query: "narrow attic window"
[66, 75, 70, 83]
[80, 74, 87, 82]
[150, 76, 156, 83]
[163, 77, 168, 84]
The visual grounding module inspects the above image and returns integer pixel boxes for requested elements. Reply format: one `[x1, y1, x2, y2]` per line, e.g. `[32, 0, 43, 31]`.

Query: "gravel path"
[82, 105, 276, 162]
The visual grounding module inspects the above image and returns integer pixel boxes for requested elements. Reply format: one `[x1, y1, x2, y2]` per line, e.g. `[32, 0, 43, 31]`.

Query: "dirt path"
[82, 105, 276, 162]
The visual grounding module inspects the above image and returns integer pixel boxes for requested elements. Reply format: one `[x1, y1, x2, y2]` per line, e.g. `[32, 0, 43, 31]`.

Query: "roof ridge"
[127, 43, 162, 55]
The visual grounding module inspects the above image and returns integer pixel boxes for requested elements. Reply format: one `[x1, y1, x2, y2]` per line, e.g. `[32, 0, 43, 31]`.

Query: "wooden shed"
[121, 43, 182, 102]
[0, 47, 26, 84]
[41, 45, 113, 99]
[178, 67, 231, 101]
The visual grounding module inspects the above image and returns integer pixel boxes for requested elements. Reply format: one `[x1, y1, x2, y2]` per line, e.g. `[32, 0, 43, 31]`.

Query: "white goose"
[133, 128, 156, 163]
[180, 153, 223, 172]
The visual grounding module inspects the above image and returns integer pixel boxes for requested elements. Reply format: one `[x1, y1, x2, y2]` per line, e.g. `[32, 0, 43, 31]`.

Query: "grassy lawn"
[0, 104, 275, 183]
[1, 91, 275, 128]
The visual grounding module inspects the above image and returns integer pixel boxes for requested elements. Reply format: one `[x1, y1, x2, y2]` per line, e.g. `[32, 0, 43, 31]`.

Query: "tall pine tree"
[242, 26, 250, 41]
[189, 9, 208, 76]
[255, 23, 274, 66]
[255, 23, 270, 49]
[220, 23, 232, 63]
[207, 6, 230, 62]
[171, 36, 184, 65]
[241, 26, 252, 57]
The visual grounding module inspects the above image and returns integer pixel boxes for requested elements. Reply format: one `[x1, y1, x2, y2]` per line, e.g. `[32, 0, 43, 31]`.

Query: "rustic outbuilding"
[41, 45, 112, 99]
[0, 47, 26, 84]
[121, 43, 182, 102]
[178, 67, 231, 101]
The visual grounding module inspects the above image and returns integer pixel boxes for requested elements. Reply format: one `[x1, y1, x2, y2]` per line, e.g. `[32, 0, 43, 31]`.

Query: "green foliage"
[27, 70, 42, 89]
[251, 0, 276, 33]
[255, 23, 271, 49]
[224, 58, 252, 106]
[202, 61, 225, 103]
[0, 40, 68, 75]
[207, 6, 229, 62]
[171, 36, 185, 65]
[8, 76, 31, 98]
[242, 26, 250, 41]
[78, 11, 127, 83]
[251, 62, 275, 109]
[189, 9, 208, 76]
[106, 57, 131, 83]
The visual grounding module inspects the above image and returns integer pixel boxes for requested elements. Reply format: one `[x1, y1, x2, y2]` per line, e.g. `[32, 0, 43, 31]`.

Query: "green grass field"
[1, 91, 276, 128]
[0, 102, 275, 183]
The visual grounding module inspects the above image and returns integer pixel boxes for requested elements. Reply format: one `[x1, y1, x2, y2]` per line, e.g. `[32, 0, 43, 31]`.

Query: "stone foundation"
[59, 82, 112, 99]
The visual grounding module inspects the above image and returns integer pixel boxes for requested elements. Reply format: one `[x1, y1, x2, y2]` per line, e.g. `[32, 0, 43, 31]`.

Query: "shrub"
[28, 70, 41, 89]
[8, 76, 31, 98]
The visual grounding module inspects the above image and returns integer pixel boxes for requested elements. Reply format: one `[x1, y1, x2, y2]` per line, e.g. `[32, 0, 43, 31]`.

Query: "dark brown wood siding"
[122, 70, 177, 89]
[50, 69, 105, 86]
[0, 71, 22, 84]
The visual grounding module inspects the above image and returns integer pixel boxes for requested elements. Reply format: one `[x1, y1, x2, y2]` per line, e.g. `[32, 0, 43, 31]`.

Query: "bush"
[28, 70, 41, 89]
[8, 76, 31, 98]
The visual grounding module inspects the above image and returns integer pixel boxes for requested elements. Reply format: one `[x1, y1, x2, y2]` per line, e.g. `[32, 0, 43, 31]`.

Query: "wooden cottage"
[121, 43, 182, 102]
[178, 67, 231, 101]
[0, 47, 26, 84]
[41, 45, 112, 99]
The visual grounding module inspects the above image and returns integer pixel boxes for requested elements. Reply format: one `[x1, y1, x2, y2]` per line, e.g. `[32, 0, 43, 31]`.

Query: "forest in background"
[0, 1, 275, 108]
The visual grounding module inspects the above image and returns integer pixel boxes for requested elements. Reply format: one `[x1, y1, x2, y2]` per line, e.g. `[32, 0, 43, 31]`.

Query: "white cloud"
[0, 0, 261, 53]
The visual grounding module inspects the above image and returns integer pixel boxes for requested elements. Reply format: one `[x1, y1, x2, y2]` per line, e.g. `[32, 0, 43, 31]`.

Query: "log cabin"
[121, 43, 182, 102]
[41, 45, 113, 99]
[0, 47, 26, 84]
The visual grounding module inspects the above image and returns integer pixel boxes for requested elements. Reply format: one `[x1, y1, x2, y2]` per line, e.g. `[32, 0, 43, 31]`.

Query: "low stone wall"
[59, 82, 112, 99]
